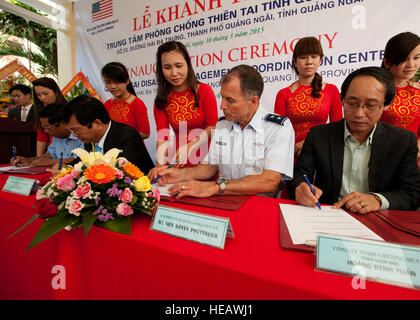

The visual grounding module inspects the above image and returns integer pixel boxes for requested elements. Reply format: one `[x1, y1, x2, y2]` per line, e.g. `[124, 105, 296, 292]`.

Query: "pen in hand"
[303, 174, 321, 210]
[152, 161, 177, 184]
[58, 152, 63, 170]
[12, 146, 18, 167]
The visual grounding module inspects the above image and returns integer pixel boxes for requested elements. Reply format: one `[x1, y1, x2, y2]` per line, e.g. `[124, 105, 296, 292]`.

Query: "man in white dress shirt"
[149, 64, 295, 198]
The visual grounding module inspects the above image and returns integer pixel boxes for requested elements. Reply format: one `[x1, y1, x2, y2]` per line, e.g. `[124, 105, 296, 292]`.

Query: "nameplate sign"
[2, 176, 37, 196]
[151, 205, 234, 249]
[316, 234, 420, 289]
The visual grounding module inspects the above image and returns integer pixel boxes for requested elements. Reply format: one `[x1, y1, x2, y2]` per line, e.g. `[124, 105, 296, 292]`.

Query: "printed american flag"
[91, 0, 113, 23]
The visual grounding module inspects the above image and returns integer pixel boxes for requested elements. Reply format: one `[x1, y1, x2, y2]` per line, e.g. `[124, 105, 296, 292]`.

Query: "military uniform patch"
[264, 113, 288, 125]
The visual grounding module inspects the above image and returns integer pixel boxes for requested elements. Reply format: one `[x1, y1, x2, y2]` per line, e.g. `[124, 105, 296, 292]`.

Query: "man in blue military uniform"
[148, 64, 295, 198]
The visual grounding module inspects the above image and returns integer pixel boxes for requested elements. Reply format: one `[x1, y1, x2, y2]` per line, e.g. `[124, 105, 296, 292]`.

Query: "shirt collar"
[344, 121, 376, 145]
[232, 107, 263, 134]
[98, 122, 111, 149]
[68, 133, 79, 140]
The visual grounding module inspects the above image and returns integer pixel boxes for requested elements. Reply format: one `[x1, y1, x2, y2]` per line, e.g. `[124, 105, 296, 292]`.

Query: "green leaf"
[131, 194, 138, 206]
[70, 219, 83, 230]
[82, 213, 98, 236]
[0, 7, 58, 77]
[7, 214, 39, 240]
[27, 214, 79, 250]
[48, 38, 55, 50]
[95, 217, 131, 235]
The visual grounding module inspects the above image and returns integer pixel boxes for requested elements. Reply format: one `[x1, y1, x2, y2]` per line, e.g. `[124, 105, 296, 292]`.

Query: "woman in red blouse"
[150, 41, 218, 173]
[101, 62, 150, 140]
[32, 77, 68, 156]
[274, 37, 343, 157]
[380, 32, 420, 159]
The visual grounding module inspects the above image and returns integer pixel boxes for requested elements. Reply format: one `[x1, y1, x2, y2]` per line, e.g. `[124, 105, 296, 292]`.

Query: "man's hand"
[148, 165, 184, 186]
[29, 158, 52, 167]
[46, 163, 61, 176]
[147, 164, 169, 183]
[333, 192, 381, 214]
[295, 181, 323, 207]
[9, 156, 31, 167]
[168, 180, 219, 199]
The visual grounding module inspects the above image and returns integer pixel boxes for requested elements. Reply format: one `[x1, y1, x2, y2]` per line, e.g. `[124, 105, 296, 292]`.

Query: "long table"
[1, 171, 420, 300]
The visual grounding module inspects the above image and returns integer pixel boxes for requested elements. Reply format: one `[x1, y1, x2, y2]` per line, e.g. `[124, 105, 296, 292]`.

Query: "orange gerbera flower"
[123, 162, 144, 179]
[84, 164, 116, 184]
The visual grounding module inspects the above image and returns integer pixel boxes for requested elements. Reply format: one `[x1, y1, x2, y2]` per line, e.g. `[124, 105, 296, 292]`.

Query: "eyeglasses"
[343, 101, 384, 113]
[66, 122, 92, 135]
[40, 122, 59, 130]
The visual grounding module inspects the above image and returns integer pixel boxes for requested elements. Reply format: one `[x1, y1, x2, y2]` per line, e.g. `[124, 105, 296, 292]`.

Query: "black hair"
[38, 102, 65, 126]
[9, 84, 32, 96]
[32, 77, 67, 131]
[292, 37, 324, 99]
[382, 32, 420, 67]
[62, 95, 110, 125]
[154, 41, 199, 110]
[32, 77, 67, 108]
[221, 64, 264, 98]
[101, 62, 137, 96]
[341, 67, 396, 106]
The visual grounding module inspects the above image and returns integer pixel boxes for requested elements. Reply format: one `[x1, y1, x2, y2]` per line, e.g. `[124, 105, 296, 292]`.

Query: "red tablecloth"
[1, 172, 420, 300]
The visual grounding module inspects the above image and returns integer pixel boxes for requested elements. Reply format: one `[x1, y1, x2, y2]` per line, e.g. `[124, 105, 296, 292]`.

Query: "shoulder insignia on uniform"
[218, 116, 226, 121]
[264, 113, 288, 125]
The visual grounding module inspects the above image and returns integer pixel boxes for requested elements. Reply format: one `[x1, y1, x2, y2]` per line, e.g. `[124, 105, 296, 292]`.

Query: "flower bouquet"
[11, 148, 159, 250]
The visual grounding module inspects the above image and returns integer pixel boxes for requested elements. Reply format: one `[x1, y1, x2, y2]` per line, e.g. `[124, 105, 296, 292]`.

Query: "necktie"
[94, 144, 103, 153]
[21, 107, 27, 121]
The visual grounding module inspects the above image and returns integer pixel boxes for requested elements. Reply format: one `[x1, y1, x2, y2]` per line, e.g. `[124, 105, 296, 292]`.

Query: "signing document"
[280, 204, 383, 245]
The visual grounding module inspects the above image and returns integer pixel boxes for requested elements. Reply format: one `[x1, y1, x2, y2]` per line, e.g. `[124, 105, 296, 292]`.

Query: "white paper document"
[153, 183, 175, 197]
[0, 165, 30, 172]
[279, 204, 383, 245]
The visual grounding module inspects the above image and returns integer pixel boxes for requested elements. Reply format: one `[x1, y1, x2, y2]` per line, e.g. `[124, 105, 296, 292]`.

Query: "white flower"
[72, 148, 122, 168]
[91, 191, 101, 200]
[46, 188, 54, 197]
[73, 162, 83, 172]
[77, 176, 88, 185]
[42, 181, 53, 192]
[58, 201, 66, 210]
[65, 196, 75, 209]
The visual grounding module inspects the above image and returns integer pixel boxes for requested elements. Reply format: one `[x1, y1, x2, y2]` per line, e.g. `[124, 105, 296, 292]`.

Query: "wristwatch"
[216, 178, 228, 194]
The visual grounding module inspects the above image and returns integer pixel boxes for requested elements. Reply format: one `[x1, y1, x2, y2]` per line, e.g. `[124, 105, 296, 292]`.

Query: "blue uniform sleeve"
[47, 138, 58, 159]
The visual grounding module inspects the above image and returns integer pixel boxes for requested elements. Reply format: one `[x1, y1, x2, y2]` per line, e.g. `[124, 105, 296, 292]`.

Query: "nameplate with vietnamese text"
[316, 234, 420, 289]
[2, 176, 37, 196]
[151, 205, 234, 249]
